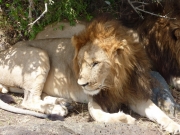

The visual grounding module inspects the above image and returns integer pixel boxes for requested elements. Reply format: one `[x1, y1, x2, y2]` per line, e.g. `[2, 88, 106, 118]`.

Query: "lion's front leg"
[88, 99, 135, 124]
[22, 90, 69, 117]
[130, 99, 180, 134]
[21, 73, 68, 117]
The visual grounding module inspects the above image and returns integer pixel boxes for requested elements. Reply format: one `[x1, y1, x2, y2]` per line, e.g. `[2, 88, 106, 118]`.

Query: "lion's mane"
[73, 17, 152, 113]
[120, 0, 180, 84]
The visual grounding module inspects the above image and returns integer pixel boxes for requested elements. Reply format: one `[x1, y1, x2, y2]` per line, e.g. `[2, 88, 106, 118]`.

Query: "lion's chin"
[83, 89, 101, 96]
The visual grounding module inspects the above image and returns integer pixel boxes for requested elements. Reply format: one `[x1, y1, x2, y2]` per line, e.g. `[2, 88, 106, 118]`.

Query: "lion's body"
[0, 17, 180, 134]
[137, 13, 180, 89]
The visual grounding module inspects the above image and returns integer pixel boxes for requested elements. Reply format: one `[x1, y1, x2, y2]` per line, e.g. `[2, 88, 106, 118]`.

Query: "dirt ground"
[0, 93, 179, 135]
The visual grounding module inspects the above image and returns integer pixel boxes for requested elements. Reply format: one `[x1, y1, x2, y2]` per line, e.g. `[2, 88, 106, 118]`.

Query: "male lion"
[0, 17, 180, 134]
[119, 0, 180, 90]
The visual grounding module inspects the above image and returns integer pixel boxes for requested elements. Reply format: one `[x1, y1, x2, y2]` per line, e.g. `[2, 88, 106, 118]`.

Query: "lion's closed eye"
[92, 62, 99, 67]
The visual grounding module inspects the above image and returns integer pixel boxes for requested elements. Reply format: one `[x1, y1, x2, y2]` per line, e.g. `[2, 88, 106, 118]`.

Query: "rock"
[0, 116, 161, 135]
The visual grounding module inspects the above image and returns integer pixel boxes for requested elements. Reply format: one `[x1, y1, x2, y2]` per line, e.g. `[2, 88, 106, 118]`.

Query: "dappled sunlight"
[21, 39, 86, 102]
[0, 42, 49, 88]
[0, 38, 89, 117]
[0, 38, 77, 95]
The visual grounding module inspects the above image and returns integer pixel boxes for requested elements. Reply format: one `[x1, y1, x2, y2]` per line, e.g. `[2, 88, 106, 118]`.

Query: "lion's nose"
[77, 79, 89, 87]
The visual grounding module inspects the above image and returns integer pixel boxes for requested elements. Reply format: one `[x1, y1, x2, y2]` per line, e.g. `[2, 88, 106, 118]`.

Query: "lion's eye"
[92, 62, 98, 67]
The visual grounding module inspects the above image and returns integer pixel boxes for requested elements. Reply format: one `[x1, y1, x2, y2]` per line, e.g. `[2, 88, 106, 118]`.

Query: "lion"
[119, 0, 180, 90]
[0, 17, 180, 134]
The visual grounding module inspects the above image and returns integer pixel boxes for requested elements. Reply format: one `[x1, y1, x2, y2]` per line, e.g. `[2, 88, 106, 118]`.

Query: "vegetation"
[0, 0, 162, 44]
[0, 0, 93, 42]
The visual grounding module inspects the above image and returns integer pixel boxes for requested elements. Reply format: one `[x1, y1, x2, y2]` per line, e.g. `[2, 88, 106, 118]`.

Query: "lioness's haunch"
[0, 17, 179, 134]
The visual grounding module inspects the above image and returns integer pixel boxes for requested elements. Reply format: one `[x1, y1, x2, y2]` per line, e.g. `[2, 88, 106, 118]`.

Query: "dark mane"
[120, 0, 180, 83]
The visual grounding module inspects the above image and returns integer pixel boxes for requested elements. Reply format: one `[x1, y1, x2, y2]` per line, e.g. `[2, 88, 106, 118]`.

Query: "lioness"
[0, 17, 180, 134]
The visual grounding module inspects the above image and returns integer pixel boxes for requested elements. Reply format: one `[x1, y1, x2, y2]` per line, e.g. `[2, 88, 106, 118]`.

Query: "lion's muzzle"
[77, 79, 101, 95]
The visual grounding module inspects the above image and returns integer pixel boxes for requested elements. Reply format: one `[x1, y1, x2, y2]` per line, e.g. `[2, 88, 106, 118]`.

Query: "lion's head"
[72, 17, 152, 112]
[73, 42, 112, 96]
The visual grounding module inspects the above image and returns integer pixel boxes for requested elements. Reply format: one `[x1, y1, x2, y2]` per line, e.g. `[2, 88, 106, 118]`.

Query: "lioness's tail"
[0, 99, 48, 118]
[0, 99, 64, 120]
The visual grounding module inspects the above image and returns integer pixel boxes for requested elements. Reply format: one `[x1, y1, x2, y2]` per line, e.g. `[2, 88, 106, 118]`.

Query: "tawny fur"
[120, 0, 180, 86]
[73, 17, 152, 113]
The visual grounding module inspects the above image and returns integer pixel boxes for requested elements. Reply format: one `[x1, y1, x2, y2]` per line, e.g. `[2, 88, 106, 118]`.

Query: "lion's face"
[77, 42, 111, 95]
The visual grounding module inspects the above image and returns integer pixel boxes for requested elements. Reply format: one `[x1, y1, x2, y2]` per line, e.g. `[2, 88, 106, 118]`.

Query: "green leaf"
[6, 3, 10, 7]
[59, 25, 64, 30]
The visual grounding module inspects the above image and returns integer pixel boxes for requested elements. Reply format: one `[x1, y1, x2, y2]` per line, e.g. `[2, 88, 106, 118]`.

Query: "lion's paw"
[51, 105, 68, 116]
[164, 122, 180, 134]
[44, 104, 68, 116]
[125, 114, 136, 124]
[55, 98, 71, 108]
[107, 112, 136, 124]
[43, 96, 71, 109]
[114, 112, 136, 124]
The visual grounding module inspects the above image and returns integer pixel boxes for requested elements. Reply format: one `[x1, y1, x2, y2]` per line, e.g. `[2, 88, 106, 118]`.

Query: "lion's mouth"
[83, 88, 101, 96]
[81, 84, 104, 96]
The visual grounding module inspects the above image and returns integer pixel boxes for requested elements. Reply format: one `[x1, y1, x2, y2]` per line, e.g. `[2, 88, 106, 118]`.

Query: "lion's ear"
[71, 35, 83, 50]
[72, 36, 80, 77]
[174, 29, 180, 39]
[115, 39, 127, 55]
[116, 46, 124, 55]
